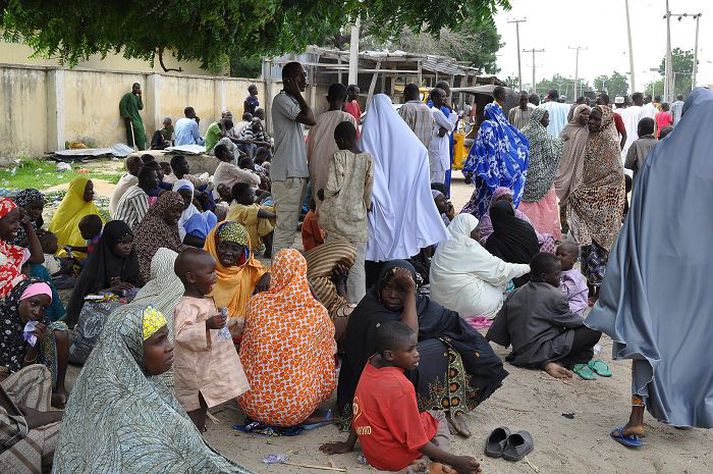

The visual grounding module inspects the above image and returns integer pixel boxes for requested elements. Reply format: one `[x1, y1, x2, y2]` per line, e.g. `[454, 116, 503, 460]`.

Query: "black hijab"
[485, 200, 540, 264]
[66, 220, 140, 323]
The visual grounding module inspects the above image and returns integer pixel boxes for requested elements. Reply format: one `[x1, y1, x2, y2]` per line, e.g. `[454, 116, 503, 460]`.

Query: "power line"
[522, 48, 545, 93]
[568, 46, 588, 99]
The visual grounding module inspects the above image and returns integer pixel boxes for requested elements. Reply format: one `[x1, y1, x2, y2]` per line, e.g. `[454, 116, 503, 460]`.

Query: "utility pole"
[569, 46, 587, 100]
[693, 13, 701, 89]
[624, 0, 636, 93]
[507, 19, 527, 91]
[523, 48, 545, 93]
[664, 0, 673, 101]
[662, 11, 703, 96]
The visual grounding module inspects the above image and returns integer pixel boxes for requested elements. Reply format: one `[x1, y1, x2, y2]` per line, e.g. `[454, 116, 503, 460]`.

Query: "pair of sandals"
[485, 427, 533, 461]
[571, 359, 611, 380]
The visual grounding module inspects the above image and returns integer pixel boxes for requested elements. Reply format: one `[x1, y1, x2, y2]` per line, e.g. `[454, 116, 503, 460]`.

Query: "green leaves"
[1, 0, 508, 72]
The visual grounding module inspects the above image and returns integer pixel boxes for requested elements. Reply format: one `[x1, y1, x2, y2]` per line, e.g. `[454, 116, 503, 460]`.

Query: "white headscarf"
[360, 94, 448, 261]
[430, 213, 530, 318]
[172, 179, 199, 240]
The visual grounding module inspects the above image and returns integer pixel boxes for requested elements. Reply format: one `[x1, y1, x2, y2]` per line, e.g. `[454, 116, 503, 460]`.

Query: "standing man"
[428, 88, 455, 185]
[244, 84, 259, 116]
[174, 107, 204, 146]
[620, 92, 645, 159]
[670, 94, 685, 125]
[493, 86, 507, 108]
[343, 85, 362, 124]
[271, 61, 316, 254]
[306, 83, 357, 210]
[398, 83, 434, 148]
[119, 82, 146, 150]
[508, 91, 534, 130]
[429, 81, 457, 194]
[641, 95, 658, 120]
[540, 89, 570, 137]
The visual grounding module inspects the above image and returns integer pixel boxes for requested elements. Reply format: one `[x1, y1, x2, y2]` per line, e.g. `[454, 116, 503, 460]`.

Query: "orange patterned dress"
[238, 249, 336, 427]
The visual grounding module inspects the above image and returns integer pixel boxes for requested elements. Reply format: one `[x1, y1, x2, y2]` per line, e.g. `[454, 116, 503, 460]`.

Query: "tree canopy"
[592, 71, 629, 98]
[658, 48, 695, 98]
[1, 0, 509, 72]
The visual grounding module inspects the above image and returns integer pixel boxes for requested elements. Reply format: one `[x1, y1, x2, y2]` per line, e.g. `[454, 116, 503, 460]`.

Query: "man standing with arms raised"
[271, 62, 316, 254]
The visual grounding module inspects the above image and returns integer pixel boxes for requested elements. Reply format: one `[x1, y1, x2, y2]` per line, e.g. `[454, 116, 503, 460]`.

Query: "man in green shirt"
[204, 118, 234, 154]
[119, 82, 146, 150]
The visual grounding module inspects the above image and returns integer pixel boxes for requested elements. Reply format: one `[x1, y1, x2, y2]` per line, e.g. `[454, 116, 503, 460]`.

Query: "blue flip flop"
[610, 427, 643, 448]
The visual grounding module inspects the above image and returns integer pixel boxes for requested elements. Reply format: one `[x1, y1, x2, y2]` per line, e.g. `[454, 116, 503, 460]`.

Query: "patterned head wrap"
[142, 306, 168, 341]
[0, 197, 17, 219]
[217, 221, 249, 246]
[12, 189, 45, 208]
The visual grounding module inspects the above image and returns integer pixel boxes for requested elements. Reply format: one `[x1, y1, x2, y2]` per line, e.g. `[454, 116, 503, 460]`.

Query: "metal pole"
[625, 0, 636, 93]
[568, 46, 587, 100]
[693, 14, 701, 89]
[348, 19, 360, 86]
[664, 0, 672, 101]
[523, 48, 544, 93]
[507, 19, 527, 91]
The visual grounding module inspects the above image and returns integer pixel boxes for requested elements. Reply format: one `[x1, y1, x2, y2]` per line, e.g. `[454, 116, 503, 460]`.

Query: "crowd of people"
[1, 59, 711, 472]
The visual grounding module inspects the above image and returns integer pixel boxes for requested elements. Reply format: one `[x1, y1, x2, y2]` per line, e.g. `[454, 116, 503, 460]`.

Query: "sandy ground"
[62, 175, 713, 474]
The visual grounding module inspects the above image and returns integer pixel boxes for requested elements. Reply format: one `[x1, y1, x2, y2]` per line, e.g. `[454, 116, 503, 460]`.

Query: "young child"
[39, 232, 73, 277]
[555, 241, 588, 317]
[109, 155, 143, 216]
[301, 198, 324, 252]
[320, 321, 482, 474]
[58, 214, 102, 263]
[173, 248, 250, 431]
[227, 182, 275, 258]
[487, 253, 604, 380]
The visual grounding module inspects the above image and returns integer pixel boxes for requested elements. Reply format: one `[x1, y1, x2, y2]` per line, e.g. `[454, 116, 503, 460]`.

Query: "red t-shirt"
[613, 113, 626, 137]
[343, 101, 362, 123]
[655, 111, 673, 137]
[352, 360, 439, 471]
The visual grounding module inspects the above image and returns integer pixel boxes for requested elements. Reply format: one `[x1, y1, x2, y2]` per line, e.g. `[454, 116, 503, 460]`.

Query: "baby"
[172, 248, 250, 431]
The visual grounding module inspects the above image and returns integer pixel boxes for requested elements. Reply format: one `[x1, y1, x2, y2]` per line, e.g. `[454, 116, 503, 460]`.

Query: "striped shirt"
[114, 185, 149, 231]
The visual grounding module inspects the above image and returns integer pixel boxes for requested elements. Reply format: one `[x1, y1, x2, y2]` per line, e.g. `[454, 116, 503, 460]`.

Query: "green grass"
[0, 159, 123, 191]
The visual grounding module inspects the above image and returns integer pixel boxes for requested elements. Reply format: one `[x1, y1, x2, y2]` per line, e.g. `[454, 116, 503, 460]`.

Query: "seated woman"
[133, 191, 186, 284]
[173, 179, 217, 248]
[487, 253, 603, 380]
[485, 200, 540, 287]
[477, 187, 556, 253]
[239, 249, 336, 427]
[303, 241, 356, 342]
[430, 214, 530, 322]
[66, 220, 141, 364]
[0, 278, 69, 408]
[0, 198, 44, 298]
[338, 261, 508, 438]
[52, 305, 252, 473]
[203, 221, 270, 327]
[48, 177, 102, 252]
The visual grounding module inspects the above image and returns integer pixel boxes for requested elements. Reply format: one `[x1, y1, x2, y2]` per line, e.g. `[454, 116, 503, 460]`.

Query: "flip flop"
[610, 427, 643, 448]
[588, 359, 612, 377]
[571, 363, 598, 380]
[302, 409, 333, 430]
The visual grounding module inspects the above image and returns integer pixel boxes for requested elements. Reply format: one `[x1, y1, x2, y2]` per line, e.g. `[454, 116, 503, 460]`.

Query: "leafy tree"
[502, 75, 519, 89]
[592, 71, 629, 98]
[658, 48, 694, 97]
[643, 79, 664, 100]
[1, 0, 509, 72]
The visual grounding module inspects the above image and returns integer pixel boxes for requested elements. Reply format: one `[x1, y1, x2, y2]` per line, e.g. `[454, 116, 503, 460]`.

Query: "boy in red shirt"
[320, 321, 482, 474]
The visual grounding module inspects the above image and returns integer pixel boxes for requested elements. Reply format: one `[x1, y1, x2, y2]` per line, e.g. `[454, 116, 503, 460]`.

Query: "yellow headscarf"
[48, 177, 103, 248]
[142, 306, 168, 340]
[203, 221, 267, 319]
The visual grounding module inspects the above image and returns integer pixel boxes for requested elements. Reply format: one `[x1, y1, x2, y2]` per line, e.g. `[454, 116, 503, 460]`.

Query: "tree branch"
[158, 48, 182, 73]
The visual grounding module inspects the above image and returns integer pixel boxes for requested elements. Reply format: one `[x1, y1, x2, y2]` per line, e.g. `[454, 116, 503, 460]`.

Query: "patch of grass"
[0, 159, 123, 191]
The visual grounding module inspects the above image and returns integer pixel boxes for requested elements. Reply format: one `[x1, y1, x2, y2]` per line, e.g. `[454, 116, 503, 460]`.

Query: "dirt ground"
[63, 175, 713, 474]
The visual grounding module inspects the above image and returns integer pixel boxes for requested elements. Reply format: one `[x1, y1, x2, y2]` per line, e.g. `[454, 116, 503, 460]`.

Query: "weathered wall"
[0, 66, 47, 157]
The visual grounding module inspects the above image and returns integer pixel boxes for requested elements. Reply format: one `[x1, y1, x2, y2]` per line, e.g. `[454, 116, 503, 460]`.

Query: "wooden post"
[366, 61, 382, 108]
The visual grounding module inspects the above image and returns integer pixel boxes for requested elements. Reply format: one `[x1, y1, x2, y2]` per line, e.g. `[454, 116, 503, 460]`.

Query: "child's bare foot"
[51, 388, 68, 409]
[544, 362, 574, 379]
[447, 413, 472, 438]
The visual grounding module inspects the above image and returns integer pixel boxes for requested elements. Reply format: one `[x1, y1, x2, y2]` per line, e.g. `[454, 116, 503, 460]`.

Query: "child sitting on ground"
[486, 252, 604, 380]
[227, 183, 275, 258]
[39, 232, 73, 277]
[173, 248, 250, 431]
[555, 241, 588, 317]
[301, 198, 325, 252]
[57, 214, 103, 264]
[320, 321, 482, 474]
